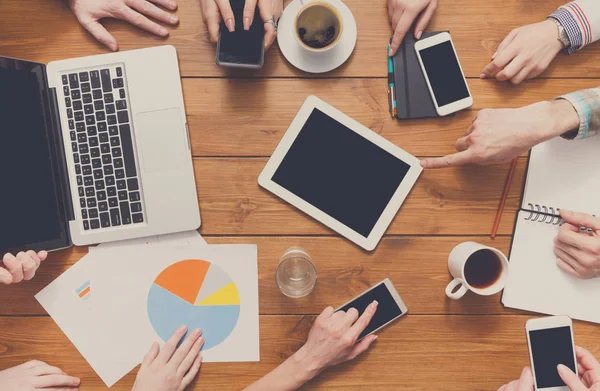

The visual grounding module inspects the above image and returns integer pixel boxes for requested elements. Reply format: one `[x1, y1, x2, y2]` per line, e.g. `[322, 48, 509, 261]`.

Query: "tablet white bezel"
[258, 95, 422, 251]
[414, 32, 473, 116]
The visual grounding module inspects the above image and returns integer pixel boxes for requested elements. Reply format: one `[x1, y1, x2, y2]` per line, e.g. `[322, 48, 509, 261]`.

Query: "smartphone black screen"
[338, 282, 404, 340]
[529, 326, 576, 388]
[419, 40, 470, 107]
[217, 0, 264, 66]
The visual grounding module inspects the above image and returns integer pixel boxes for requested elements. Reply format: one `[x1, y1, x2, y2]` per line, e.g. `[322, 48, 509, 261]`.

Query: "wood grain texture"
[0, 236, 522, 316]
[1, 316, 599, 390]
[194, 157, 526, 235]
[183, 78, 600, 157]
[1, 0, 599, 77]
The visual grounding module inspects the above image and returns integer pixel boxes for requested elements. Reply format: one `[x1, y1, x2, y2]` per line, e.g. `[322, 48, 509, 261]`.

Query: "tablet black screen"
[272, 108, 410, 238]
[0, 60, 68, 253]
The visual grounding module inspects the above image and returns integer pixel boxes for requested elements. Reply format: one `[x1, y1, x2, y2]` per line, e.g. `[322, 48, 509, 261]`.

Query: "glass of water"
[275, 247, 317, 298]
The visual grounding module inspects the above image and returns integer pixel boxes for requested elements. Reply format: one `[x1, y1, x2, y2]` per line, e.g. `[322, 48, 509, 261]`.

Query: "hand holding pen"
[554, 210, 600, 280]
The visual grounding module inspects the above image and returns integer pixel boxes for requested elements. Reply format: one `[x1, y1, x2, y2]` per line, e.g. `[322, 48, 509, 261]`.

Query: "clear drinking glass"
[275, 246, 317, 298]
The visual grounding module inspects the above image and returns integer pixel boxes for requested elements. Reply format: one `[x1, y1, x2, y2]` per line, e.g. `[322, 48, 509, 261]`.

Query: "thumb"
[557, 364, 586, 391]
[0, 268, 13, 284]
[38, 250, 48, 261]
[420, 150, 475, 169]
[82, 20, 118, 51]
[560, 210, 600, 231]
[347, 334, 378, 360]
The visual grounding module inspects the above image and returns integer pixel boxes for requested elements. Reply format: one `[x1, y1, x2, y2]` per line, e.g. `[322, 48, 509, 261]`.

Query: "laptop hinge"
[48, 87, 75, 223]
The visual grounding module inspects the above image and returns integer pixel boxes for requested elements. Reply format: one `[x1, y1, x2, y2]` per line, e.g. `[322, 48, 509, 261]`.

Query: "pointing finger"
[348, 301, 378, 340]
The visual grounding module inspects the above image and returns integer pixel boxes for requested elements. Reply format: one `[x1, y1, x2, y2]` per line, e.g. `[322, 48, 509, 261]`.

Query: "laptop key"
[68, 73, 79, 89]
[62, 75, 68, 85]
[76, 122, 86, 132]
[129, 191, 140, 202]
[108, 196, 118, 206]
[75, 165, 81, 175]
[71, 90, 80, 100]
[87, 126, 97, 136]
[118, 124, 136, 177]
[105, 104, 115, 114]
[81, 83, 91, 93]
[103, 165, 114, 176]
[127, 178, 139, 191]
[85, 115, 95, 125]
[117, 179, 126, 190]
[106, 176, 115, 186]
[80, 198, 86, 208]
[71, 142, 78, 152]
[118, 191, 128, 201]
[117, 110, 128, 124]
[116, 67, 122, 77]
[95, 181, 105, 190]
[85, 187, 94, 197]
[119, 89, 126, 99]
[110, 137, 120, 146]
[120, 202, 131, 225]
[90, 219, 100, 229]
[131, 202, 142, 213]
[84, 104, 93, 114]
[83, 93, 92, 104]
[81, 209, 87, 219]
[89, 137, 99, 147]
[115, 168, 125, 178]
[101, 144, 110, 154]
[93, 89, 103, 99]
[90, 147, 100, 158]
[112, 147, 122, 158]
[90, 71, 100, 89]
[116, 100, 127, 110]
[83, 220, 89, 230]
[96, 111, 106, 121]
[107, 114, 117, 125]
[84, 176, 93, 186]
[100, 212, 111, 228]
[110, 208, 121, 226]
[79, 144, 89, 154]
[63, 86, 69, 95]
[81, 155, 90, 165]
[79, 72, 89, 82]
[78, 187, 84, 197]
[100, 133, 109, 143]
[87, 198, 97, 208]
[67, 108, 73, 119]
[77, 175, 83, 186]
[132, 213, 144, 223]
[73, 100, 82, 111]
[94, 100, 104, 111]
[89, 208, 98, 218]
[75, 111, 84, 121]
[98, 122, 107, 132]
[70, 131, 76, 141]
[69, 119, 74, 130]
[82, 165, 92, 175]
[77, 134, 87, 143]
[97, 190, 107, 201]
[104, 94, 114, 103]
[65, 97, 71, 107]
[73, 153, 79, 163]
[99, 201, 108, 211]
[100, 69, 112, 92]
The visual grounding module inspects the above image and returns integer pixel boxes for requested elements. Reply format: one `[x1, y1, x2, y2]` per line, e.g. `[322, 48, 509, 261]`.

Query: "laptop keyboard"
[62, 65, 145, 231]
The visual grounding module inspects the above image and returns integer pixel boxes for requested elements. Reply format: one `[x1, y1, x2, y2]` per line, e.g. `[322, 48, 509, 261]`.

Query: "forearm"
[548, 0, 600, 54]
[243, 349, 318, 391]
[555, 86, 600, 139]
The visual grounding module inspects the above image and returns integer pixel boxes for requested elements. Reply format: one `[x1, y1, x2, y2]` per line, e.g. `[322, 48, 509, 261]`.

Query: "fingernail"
[420, 160, 428, 168]
[169, 0, 176, 8]
[178, 325, 188, 333]
[492, 51, 497, 60]
[0, 276, 9, 284]
[372, 300, 379, 307]
[416, 30, 422, 39]
[159, 27, 169, 36]
[479, 73, 486, 79]
[74, 378, 81, 385]
[373, 335, 379, 340]
[226, 18, 234, 32]
[110, 43, 118, 52]
[170, 15, 179, 24]
[557, 364, 567, 374]
[389, 48, 393, 56]
[244, 17, 251, 30]
[193, 328, 201, 337]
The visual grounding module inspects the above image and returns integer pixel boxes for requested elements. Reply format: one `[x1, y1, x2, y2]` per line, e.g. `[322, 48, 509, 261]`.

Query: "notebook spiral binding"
[523, 203, 563, 225]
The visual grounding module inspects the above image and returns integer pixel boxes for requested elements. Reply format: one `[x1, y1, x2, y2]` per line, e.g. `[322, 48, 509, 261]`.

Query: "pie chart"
[147, 259, 241, 350]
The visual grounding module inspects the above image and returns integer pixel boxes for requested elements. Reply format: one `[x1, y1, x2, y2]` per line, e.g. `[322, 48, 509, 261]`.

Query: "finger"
[156, 325, 188, 365]
[6, 252, 24, 283]
[561, 210, 600, 231]
[243, 0, 258, 30]
[81, 20, 119, 51]
[142, 341, 160, 367]
[118, 6, 169, 37]
[554, 241, 591, 266]
[177, 336, 205, 378]
[576, 346, 600, 372]
[348, 301, 378, 340]
[347, 333, 378, 360]
[556, 229, 596, 253]
[149, 0, 178, 11]
[169, 328, 202, 369]
[215, 0, 235, 32]
[509, 66, 532, 85]
[455, 135, 470, 152]
[33, 363, 64, 376]
[516, 367, 534, 391]
[31, 374, 81, 388]
[494, 29, 519, 59]
[497, 385, 507, 391]
[342, 308, 360, 327]
[205, 9, 222, 44]
[496, 56, 526, 82]
[127, 0, 179, 25]
[26, 250, 42, 270]
[390, 12, 415, 56]
[480, 47, 517, 78]
[556, 257, 585, 279]
[414, 0, 437, 39]
[22, 252, 38, 281]
[0, 267, 13, 284]
[420, 150, 476, 169]
[504, 380, 518, 391]
[554, 247, 589, 277]
[558, 364, 587, 391]
[316, 306, 335, 322]
[181, 355, 203, 389]
[264, 21, 277, 50]
[38, 250, 48, 262]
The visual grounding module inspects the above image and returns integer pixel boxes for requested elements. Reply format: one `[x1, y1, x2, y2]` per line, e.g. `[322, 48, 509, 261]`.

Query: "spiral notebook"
[502, 135, 600, 323]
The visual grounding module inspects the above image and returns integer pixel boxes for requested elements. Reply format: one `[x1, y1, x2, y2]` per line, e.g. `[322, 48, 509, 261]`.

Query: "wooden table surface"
[1, 0, 599, 389]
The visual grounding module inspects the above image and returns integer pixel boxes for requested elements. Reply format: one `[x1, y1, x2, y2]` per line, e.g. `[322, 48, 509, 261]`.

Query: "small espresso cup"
[445, 242, 509, 300]
[294, 0, 344, 54]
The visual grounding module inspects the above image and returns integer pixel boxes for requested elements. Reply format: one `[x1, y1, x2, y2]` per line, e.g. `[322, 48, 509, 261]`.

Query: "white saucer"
[277, 0, 357, 74]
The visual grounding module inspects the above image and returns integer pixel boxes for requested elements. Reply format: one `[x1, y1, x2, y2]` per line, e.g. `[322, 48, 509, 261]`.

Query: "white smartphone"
[526, 316, 577, 391]
[336, 278, 408, 341]
[414, 32, 473, 116]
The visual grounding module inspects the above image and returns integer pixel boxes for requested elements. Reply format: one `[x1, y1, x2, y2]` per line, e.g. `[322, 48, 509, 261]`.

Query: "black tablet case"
[393, 31, 448, 119]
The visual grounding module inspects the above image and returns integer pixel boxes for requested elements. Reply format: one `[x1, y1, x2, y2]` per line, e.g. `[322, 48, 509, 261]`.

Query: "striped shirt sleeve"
[556, 87, 600, 140]
[548, 0, 600, 54]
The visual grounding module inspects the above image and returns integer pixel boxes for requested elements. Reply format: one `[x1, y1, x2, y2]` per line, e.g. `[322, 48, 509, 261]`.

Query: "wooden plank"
[194, 157, 525, 235]
[1, 0, 599, 77]
[0, 316, 598, 390]
[0, 236, 523, 316]
[183, 78, 600, 157]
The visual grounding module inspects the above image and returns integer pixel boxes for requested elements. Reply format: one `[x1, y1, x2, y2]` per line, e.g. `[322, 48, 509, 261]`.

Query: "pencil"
[491, 157, 518, 238]
[387, 44, 397, 118]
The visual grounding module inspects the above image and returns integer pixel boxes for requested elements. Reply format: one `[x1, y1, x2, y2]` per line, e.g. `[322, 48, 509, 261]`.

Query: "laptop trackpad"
[136, 108, 187, 173]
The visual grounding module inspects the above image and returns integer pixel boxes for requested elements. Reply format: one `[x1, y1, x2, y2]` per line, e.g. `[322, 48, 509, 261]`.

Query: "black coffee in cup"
[464, 249, 503, 289]
[295, 2, 343, 50]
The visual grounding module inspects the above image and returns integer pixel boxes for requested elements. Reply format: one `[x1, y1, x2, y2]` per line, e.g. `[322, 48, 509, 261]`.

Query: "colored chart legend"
[76, 280, 91, 300]
[147, 260, 241, 350]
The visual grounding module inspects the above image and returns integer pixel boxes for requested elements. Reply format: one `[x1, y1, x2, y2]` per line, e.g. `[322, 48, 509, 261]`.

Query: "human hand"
[554, 211, 600, 280]
[291, 301, 378, 376]
[0, 360, 80, 390]
[387, 0, 437, 56]
[497, 367, 534, 391]
[132, 325, 204, 391]
[69, 0, 180, 52]
[420, 100, 580, 169]
[480, 20, 563, 85]
[558, 346, 600, 390]
[1, 250, 48, 285]
[200, 0, 283, 50]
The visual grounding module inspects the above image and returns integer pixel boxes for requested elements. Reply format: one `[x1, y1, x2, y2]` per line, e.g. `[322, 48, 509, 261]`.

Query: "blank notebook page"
[502, 211, 600, 323]
[522, 135, 600, 214]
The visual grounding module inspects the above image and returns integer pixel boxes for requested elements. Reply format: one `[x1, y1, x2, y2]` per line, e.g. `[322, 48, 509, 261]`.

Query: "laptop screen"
[0, 58, 69, 253]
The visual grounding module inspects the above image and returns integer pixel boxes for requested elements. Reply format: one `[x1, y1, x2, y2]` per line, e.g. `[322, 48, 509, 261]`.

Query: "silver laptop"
[0, 46, 200, 253]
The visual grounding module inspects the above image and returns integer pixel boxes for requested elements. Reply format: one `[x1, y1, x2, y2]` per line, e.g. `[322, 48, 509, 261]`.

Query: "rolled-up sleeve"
[557, 87, 600, 140]
[548, 0, 600, 54]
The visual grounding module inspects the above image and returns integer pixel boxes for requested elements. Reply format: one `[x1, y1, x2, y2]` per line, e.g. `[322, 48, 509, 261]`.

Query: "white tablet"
[258, 96, 422, 251]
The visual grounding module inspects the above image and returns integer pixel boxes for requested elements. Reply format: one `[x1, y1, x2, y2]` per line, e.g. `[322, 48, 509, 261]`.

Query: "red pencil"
[491, 158, 518, 238]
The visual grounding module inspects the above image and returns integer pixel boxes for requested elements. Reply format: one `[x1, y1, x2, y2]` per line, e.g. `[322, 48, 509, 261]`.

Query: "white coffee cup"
[445, 242, 509, 300]
[294, 0, 344, 54]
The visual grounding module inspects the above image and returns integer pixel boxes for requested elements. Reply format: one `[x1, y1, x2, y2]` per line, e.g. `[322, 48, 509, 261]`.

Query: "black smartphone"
[337, 278, 408, 341]
[216, 0, 265, 68]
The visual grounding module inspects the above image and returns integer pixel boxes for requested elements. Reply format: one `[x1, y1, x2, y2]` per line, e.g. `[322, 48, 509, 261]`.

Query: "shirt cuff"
[548, 7, 583, 54]
[556, 89, 600, 140]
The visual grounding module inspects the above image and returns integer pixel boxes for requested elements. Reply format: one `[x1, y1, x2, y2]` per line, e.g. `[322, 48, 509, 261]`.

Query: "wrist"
[542, 19, 565, 53]
[289, 346, 323, 383]
[547, 100, 580, 137]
